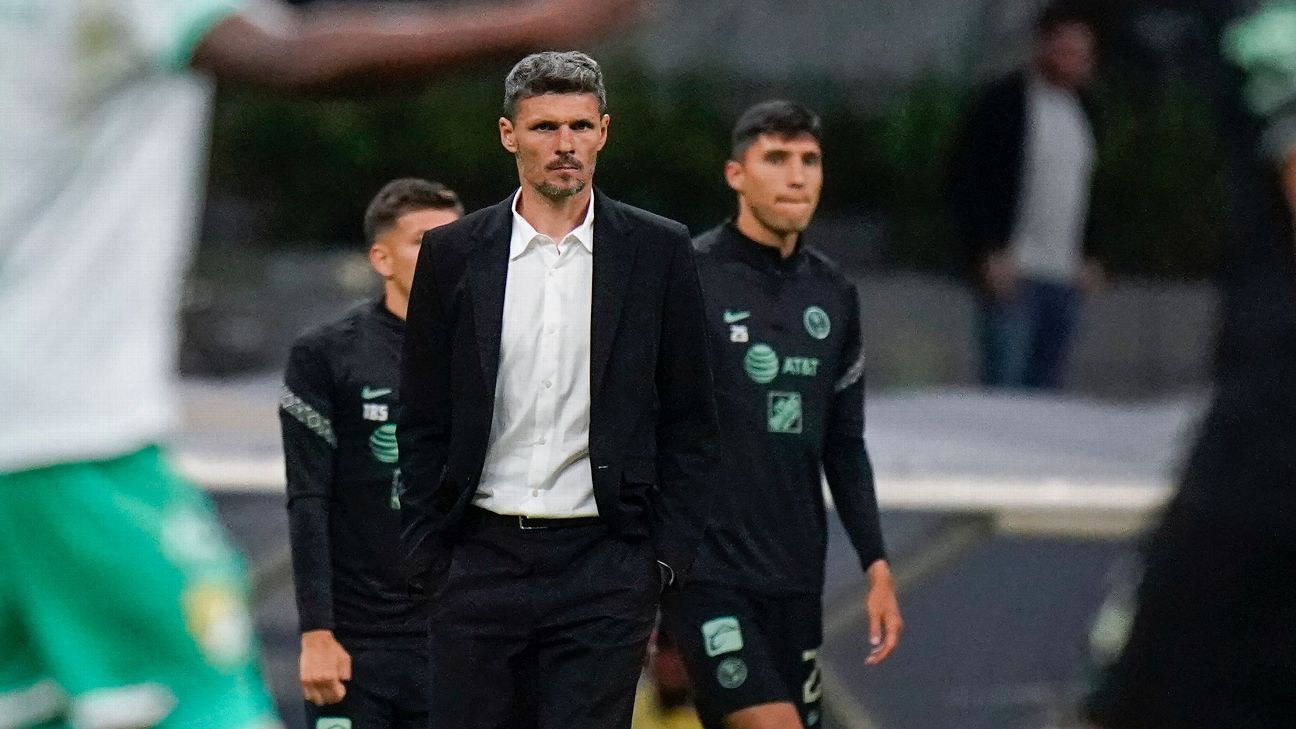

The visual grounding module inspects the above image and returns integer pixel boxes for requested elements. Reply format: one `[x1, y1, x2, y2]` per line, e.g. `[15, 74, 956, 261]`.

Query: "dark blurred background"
[188, 0, 1224, 398]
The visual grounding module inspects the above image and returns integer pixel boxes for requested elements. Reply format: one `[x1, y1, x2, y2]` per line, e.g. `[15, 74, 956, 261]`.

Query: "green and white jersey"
[0, 0, 243, 472]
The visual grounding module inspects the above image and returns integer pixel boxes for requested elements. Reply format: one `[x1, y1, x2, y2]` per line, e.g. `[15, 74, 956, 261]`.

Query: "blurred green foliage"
[209, 62, 1225, 278]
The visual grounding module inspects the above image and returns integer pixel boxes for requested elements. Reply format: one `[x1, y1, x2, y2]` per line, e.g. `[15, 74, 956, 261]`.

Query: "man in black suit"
[397, 51, 720, 729]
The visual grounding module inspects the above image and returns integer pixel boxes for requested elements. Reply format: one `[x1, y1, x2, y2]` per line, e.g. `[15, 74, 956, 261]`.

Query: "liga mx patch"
[316, 720, 351, 729]
[701, 616, 744, 657]
[767, 391, 803, 434]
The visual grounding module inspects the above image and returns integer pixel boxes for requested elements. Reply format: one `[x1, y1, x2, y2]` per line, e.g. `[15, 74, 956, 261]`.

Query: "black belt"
[470, 507, 603, 531]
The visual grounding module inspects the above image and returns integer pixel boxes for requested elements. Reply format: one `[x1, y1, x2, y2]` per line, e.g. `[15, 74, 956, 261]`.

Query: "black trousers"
[304, 641, 429, 729]
[427, 511, 660, 729]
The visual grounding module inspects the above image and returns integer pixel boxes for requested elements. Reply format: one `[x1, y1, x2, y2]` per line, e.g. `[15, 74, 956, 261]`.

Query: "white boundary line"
[175, 453, 284, 492]
[872, 476, 1173, 513]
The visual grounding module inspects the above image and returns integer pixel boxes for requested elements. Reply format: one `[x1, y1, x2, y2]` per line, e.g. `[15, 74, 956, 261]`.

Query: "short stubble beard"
[534, 178, 586, 202]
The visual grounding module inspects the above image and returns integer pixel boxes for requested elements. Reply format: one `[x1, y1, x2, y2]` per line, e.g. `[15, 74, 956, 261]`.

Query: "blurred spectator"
[948, 2, 1106, 390]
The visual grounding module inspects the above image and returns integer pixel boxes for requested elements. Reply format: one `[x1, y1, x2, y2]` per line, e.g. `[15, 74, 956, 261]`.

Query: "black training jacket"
[279, 299, 424, 642]
[688, 223, 886, 596]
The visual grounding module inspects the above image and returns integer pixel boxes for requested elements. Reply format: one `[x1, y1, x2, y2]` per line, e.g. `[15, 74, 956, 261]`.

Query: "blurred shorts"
[0, 446, 280, 729]
[1085, 495, 1296, 729]
[663, 584, 823, 729]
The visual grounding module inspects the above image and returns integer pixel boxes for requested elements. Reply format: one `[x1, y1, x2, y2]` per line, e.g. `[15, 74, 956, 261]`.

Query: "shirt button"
[530, 489, 539, 497]
[543, 380, 552, 389]
[538, 437, 547, 445]
[547, 325, 557, 334]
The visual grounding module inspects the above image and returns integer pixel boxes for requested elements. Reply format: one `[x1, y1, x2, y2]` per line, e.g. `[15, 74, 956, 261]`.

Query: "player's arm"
[821, 288, 902, 665]
[191, 0, 645, 90]
[397, 229, 454, 585]
[651, 224, 722, 588]
[279, 338, 351, 706]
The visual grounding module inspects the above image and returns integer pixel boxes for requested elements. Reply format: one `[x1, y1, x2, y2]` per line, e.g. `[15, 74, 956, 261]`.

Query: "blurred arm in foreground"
[194, 0, 646, 89]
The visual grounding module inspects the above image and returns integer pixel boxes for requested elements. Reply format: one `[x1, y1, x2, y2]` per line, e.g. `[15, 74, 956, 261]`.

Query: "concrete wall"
[856, 273, 1218, 397]
[182, 249, 1219, 399]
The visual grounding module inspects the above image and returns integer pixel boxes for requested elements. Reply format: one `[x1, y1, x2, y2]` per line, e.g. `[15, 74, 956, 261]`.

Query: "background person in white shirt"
[948, 3, 1107, 390]
[398, 51, 720, 729]
[0, 3, 640, 727]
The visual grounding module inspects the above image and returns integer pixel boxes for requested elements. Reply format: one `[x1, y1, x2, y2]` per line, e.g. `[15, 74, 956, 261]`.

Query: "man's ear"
[596, 114, 611, 152]
[724, 159, 744, 193]
[369, 244, 393, 279]
[500, 117, 517, 154]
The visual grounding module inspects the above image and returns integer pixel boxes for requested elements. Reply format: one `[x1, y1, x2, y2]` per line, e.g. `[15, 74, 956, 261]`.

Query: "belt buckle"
[518, 515, 547, 531]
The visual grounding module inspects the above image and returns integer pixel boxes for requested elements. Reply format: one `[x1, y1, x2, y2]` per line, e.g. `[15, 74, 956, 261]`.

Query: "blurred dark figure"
[1085, 1, 1296, 727]
[948, 3, 1106, 390]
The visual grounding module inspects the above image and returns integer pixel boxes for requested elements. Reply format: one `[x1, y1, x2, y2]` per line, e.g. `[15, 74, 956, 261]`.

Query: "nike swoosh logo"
[723, 310, 751, 324]
[361, 387, 392, 399]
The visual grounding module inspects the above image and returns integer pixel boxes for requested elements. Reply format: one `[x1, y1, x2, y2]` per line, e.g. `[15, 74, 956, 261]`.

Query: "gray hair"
[502, 51, 607, 120]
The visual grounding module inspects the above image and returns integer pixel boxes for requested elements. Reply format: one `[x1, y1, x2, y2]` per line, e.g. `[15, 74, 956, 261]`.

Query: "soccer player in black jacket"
[279, 179, 462, 727]
[662, 101, 902, 729]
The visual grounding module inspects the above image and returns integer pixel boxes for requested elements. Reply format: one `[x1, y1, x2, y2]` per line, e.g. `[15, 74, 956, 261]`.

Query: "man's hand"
[1079, 258, 1105, 295]
[981, 250, 1019, 302]
[300, 629, 352, 706]
[864, 560, 902, 666]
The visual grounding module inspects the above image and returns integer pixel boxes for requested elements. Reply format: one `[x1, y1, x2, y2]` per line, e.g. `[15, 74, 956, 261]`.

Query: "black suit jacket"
[946, 72, 1104, 284]
[397, 190, 720, 583]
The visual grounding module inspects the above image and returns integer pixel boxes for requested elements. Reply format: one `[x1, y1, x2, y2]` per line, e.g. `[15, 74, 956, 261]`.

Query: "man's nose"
[557, 126, 576, 152]
[788, 162, 807, 187]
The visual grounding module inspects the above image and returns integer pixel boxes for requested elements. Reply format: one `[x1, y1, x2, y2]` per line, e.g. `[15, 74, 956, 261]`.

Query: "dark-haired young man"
[662, 101, 901, 729]
[281, 179, 463, 728]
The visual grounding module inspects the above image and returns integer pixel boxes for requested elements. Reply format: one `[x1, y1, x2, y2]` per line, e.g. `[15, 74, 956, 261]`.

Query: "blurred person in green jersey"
[0, 1, 642, 727]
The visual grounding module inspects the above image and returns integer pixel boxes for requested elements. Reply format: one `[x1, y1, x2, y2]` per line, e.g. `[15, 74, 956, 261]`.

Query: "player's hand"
[532, 0, 651, 44]
[981, 250, 1018, 302]
[300, 630, 352, 706]
[864, 560, 902, 666]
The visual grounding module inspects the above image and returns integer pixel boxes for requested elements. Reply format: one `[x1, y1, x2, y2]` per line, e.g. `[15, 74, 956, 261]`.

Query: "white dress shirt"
[1010, 74, 1096, 284]
[474, 191, 598, 517]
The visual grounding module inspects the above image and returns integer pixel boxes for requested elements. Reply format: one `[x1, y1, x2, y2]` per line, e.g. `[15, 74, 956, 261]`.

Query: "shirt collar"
[373, 297, 405, 331]
[509, 189, 596, 260]
[719, 220, 805, 274]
